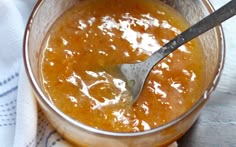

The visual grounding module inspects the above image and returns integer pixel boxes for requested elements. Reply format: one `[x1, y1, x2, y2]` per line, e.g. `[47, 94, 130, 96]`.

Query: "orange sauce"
[40, 0, 205, 132]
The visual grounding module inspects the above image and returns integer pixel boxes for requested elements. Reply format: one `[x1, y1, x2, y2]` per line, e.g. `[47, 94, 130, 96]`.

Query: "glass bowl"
[23, 0, 225, 146]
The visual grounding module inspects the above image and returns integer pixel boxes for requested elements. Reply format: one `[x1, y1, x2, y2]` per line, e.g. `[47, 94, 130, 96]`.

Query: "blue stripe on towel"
[0, 73, 19, 87]
[0, 86, 18, 98]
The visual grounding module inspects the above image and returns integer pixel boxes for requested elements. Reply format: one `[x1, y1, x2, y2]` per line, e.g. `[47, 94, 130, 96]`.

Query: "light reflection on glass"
[141, 120, 151, 130]
[98, 50, 108, 56]
[170, 78, 183, 93]
[85, 71, 98, 78]
[88, 17, 96, 26]
[182, 69, 196, 81]
[66, 72, 78, 86]
[68, 95, 78, 104]
[112, 109, 130, 125]
[160, 20, 171, 29]
[160, 62, 170, 71]
[49, 62, 54, 67]
[179, 45, 190, 53]
[61, 37, 68, 46]
[113, 78, 127, 92]
[96, 13, 165, 55]
[149, 81, 167, 98]
[77, 20, 87, 30]
[141, 102, 149, 115]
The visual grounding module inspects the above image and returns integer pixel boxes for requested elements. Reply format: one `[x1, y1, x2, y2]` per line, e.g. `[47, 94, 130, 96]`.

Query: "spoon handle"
[149, 0, 236, 65]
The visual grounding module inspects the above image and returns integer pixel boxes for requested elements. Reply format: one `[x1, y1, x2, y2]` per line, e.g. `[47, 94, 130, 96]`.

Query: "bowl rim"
[23, 0, 225, 137]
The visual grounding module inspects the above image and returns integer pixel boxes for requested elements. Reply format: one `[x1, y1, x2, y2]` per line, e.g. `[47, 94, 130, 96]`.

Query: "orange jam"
[40, 0, 205, 132]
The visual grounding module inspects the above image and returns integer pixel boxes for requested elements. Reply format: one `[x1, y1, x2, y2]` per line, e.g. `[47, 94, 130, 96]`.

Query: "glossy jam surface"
[40, 0, 205, 132]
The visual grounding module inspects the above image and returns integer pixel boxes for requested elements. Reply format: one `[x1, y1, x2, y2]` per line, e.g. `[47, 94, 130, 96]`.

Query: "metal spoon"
[119, 0, 236, 103]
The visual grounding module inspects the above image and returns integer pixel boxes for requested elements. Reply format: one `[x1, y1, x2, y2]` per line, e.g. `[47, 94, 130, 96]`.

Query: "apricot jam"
[40, 0, 205, 132]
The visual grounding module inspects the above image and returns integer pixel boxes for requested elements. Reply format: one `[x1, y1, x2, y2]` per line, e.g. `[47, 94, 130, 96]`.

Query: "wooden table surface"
[178, 0, 236, 146]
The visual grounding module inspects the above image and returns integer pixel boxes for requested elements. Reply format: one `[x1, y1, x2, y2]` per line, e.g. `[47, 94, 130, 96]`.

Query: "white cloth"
[0, 0, 25, 146]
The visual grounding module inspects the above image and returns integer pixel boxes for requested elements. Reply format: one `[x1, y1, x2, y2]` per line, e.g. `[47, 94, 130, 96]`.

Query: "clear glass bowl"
[23, 0, 225, 146]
